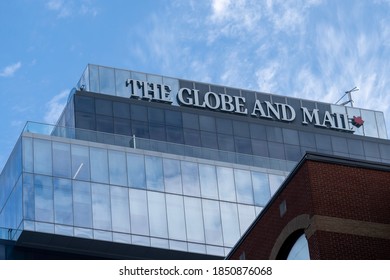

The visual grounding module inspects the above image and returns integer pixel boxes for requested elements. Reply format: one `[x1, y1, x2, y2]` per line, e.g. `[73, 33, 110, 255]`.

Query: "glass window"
[90, 147, 109, 184]
[22, 137, 33, 172]
[131, 104, 148, 121]
[331, 136, 348, 153]
[285, 144, 302, 161]
[375, 112, 388, 139]
[132, 120, 149, 138]
[379, 143, 390, 160]
[23, 174, 34, 220]
[165, 110, 182, 127]
[347, 139, 364, 156]
[268, 142, 285, 160]
[71, 145, 90, 181]
[149, 123, 166, 141]
[202, 199, 223, 246]
[129, 189, 149, 235]
[299, 131, 316, 148]
[183, 112, 199, 130]
[73, 181, 92, 228]
[166, 194, 186, 240]
[361, 109, 378, 138]
[363, 141, 380, 158]
[148, 107, 165, 124]
[181, 161, 201, 196]
[287, 234, 310, 260]
[74, 95, 94, 113]
[199, 115, 216, 132]
[184, 129, 201, 146]
[115, 69, 131, 98]
[53, 142, 71, 178]
[166, 126, 184, 144]
[252, 171, 271, 206]
[235, 137, 252, 154]
[184, 197, 204, 243]
[148, 192, 168, 238]
[34, 175, 53, 223]
[269, 174, 285, 196]
[109, 150, 127, 186]
[266, 126, 283, 143]
[250, 123, 267, 140]
[145, 156, 164, 191]
[33, 139, 52, 175]
[89, 64, 99, 93]
[217, 134, 235, 152]
[99, 66, 115, 94]
[91, 183, 111, 230]
[96, 115, 114, 133]
[54, 178, 73, 225]
[95, 98, 113, 116]
[251, 139, 269, 157]
[283, 128, 299, 145]
[201, 131, 218, 149]
[220, 202, 240, 247]
[113, 101, 130, 119]
[199, 164, 218, 199]
[217, 167, 236, 202]
[127, 153, 146, 189]
[163, 158, 182, 194]
[110, 186, 130, 233]
[233, 121, 250, 137]
[237, 204, 256, 234]
[315, 133, 332, 151]
[234, 169, 254, 204]
[75, 112, 96, 130]
[216, 118, 233, 135]
[114, 118, 132, 136]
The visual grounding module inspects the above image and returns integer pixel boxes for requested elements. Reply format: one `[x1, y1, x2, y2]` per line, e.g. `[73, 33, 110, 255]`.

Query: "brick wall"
[228, 154, 390, 260]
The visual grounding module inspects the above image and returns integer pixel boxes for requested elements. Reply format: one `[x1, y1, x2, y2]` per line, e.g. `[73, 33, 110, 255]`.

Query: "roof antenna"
[335, 86, 359, 107]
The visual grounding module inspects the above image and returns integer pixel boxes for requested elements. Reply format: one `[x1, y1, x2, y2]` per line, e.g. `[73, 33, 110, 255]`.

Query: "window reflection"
[181, 161, 201, 196]
[34, 175, 53, 223]
[91, 183, 111, 231]
[129, 188, 149, 235]
[202, 199, 223, 246]
[220, 202, 240, 247]
[108, 150, 127, 186]
[53, 142, 71, 178]
[252, 172, 271, 206]
[163, 159, 182, 194]
[127, 153, 146, 189]
[166, 194, 186, 240]
[148, 192, 168, 238]
[184, 197, 204, 243]
[73, 181, 92, 228]
[90, 147, 109, 184]
[33, 139, 52, 175]
[54, 178, 73, 225]
[234, 169, 254, 204]
[145, 156, 164, 191]
[217, 167, 236, 202]
[199, 164, 218, 199]
[110, 186, 130, 233]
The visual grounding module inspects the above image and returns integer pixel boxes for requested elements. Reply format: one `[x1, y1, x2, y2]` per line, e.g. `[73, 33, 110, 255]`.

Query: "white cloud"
[46, 0, 98, 18]
[44, 90, 69, 124]
[0, 62, 22, 77]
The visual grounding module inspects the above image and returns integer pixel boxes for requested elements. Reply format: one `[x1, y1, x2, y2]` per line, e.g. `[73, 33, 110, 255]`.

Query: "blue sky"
[1, 0, 390, 170]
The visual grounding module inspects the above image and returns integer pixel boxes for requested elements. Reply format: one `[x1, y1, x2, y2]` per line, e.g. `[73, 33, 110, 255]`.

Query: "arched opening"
[276, 229, 310, 260]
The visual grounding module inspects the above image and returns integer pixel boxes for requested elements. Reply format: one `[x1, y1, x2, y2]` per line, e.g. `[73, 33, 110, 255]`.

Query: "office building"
[0, 64, 389, 259]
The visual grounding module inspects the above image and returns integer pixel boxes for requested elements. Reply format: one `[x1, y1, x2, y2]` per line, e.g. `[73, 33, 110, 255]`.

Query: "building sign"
[125, 79, 363, 132]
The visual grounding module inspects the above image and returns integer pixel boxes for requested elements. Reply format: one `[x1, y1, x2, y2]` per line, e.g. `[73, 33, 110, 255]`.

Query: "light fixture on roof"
[335, 86, 359, 107]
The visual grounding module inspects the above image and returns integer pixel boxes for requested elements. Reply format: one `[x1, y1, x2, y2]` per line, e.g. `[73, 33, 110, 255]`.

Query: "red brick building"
[227, 152, 390, 260]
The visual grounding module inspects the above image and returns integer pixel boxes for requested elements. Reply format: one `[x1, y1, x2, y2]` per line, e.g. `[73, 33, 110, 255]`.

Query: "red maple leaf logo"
[352, 116, 364, 128]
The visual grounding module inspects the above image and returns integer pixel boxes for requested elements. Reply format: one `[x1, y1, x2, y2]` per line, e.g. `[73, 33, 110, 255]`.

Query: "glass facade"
[1, 64, 390, 259]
